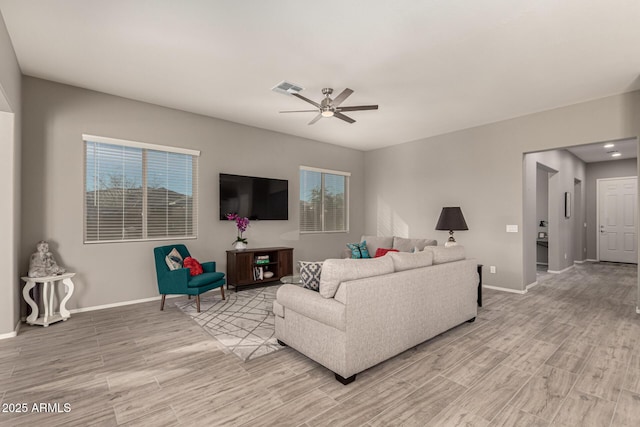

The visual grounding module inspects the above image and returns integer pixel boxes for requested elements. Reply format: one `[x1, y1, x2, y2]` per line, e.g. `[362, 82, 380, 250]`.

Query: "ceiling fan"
[280, 88, 378, 125]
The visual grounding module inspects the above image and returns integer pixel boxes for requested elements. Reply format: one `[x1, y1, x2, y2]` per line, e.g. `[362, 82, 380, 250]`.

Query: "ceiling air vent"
[272, 81, 304, 96]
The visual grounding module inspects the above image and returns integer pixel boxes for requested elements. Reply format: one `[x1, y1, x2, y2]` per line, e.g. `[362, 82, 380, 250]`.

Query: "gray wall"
[524, 150, 586, 281]
[0, 10, 21, 336]
[364, 91, 640, 292]
[585, 158, 638, 260]
[536, 167, 548, 264]
[21, 77, 365, 311]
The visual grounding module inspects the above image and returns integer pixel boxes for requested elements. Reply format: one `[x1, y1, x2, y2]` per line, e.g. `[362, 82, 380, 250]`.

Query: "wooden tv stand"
[226, 247, 293, 292]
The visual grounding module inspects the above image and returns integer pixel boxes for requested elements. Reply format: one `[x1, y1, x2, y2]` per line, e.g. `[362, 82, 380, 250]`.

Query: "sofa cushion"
[374, 248, 399, 258]
[392, 237, 438, 252]
[361, 235, 394, 257]
[346, 241, 370, 259]
[319, 256, 394, 299]
[388, 250, 434, 272]
[423, 245, 466, 264]
[299, 261, 323, 291]
[187, 271, 225, 287]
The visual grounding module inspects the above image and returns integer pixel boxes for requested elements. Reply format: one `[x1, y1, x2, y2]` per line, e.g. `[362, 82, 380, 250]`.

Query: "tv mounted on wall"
[219, 173, 288, 220]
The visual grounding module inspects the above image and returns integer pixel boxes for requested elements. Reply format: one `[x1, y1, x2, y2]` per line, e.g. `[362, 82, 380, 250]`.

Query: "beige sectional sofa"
[273, 245, 478, 384]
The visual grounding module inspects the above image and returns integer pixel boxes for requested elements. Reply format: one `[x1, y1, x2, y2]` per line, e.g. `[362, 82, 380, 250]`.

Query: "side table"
[21, 272, 76, 327]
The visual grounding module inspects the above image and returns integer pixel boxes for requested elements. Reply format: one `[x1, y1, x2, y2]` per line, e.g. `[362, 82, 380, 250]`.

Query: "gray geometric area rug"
[175, 285, 284, 362]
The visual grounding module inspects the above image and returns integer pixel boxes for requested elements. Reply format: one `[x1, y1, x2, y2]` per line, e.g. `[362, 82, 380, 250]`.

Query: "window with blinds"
[300, 166, 349, 233]
[84, 135, 199, 243]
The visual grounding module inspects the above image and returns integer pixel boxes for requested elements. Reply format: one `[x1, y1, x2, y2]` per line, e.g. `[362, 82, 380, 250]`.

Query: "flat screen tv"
[219, 173, 288, 220]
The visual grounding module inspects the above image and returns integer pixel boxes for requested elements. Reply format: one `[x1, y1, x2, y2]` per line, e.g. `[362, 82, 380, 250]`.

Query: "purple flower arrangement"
[226, 213, 250, 245]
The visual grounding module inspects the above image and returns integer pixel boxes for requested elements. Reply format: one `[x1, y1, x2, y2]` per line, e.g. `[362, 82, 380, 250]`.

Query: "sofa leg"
[277, 339, 288, 347]
[188, 295, 191, 299]
[335, 373, 356, 385]
[220, 286, 225, 300]
[196, 295, 201, 313]
[467, 317, 476, 323]
[160, 295, 166, 311]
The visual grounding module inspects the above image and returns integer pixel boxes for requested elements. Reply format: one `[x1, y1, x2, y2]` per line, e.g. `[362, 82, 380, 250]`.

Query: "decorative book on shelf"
[255, 255, 270, 265]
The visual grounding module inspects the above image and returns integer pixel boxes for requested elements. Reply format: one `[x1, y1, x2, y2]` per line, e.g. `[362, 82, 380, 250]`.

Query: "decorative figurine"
[28, 241, 66, 278]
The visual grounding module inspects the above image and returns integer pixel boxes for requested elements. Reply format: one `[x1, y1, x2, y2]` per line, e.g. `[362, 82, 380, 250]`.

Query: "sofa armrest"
[201, 261, 216, 273]
[276, 284, 346, 331]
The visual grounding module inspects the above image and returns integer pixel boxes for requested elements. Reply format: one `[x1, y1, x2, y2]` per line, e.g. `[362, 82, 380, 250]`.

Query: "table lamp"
[435, 207, 468, 247]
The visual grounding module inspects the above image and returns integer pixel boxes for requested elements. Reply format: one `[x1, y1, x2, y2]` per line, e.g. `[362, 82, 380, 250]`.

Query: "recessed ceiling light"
[604, 143, 615, 148]
[611, 152, 622, 157]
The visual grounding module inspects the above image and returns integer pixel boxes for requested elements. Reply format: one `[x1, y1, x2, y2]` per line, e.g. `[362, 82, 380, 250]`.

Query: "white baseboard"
[70, 294, 182, 314]
[526, 281, 540, 290]
[482, 284, 527, 295]
[586, 259, 598, 262]
[574, 260, 586, 264]
[0, 320, 21, 340]
[547, 265, 575, 274]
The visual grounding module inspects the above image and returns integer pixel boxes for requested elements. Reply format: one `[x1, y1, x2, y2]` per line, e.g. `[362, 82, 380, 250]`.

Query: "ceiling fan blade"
[336, 105, 379, 112]
[332, 88, 354, 106]
[292, 93, 321, 108]
[308, 113, 323, 125]
[279, 110, 319, 113]
[334, 112, 355, 124]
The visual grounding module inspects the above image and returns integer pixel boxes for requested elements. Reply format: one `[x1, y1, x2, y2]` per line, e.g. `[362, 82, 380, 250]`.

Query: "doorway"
[597, 176, 638, 263]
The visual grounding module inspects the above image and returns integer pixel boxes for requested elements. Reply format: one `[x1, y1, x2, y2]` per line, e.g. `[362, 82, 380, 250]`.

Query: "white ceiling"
[1, 0, 640, 151]
[566, 138, 638, 163]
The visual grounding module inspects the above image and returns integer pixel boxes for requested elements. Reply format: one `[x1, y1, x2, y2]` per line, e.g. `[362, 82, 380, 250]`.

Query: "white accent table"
[21, 272, 76, 327]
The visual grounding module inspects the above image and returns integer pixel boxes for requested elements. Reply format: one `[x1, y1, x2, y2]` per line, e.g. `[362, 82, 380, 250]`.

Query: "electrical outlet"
[490, 266, 496, 274]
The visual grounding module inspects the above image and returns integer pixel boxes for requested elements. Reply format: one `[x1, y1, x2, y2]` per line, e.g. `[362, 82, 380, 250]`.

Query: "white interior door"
[598, 177, 637, 263]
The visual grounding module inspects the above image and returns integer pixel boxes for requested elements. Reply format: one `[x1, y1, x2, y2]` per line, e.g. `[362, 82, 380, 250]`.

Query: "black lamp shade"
[435, 207, 468, 231]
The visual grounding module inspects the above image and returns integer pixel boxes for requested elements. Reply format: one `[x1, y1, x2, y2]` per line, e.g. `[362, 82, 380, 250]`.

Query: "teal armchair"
[154, 244, 225, 312]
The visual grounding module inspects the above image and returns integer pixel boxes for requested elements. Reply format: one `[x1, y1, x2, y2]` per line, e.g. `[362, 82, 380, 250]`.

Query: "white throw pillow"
[165, 248, 183, 270]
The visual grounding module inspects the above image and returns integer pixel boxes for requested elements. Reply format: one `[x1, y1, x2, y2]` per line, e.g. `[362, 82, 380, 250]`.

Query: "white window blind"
[84, 135, 199, 243]
[300, 166, 349, 233]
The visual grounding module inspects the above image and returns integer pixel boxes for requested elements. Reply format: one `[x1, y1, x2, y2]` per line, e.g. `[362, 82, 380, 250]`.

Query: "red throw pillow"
[375, 248, 399, 258]
[183, 256, 203, 276]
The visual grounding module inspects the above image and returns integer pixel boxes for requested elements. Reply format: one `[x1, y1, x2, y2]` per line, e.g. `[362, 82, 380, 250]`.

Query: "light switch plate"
[506, 225, 518, 233]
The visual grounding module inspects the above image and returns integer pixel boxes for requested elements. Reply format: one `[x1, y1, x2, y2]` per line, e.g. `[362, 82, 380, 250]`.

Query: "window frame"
[299, 165, 350, 234]
[83, 134, 200, 244]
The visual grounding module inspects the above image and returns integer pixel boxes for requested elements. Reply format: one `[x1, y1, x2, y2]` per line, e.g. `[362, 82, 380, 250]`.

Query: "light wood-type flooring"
[1, 262, 639, 426]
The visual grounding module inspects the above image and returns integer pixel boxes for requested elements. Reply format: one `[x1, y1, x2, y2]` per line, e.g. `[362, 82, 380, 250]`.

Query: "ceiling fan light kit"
[279, 87, 378, 125]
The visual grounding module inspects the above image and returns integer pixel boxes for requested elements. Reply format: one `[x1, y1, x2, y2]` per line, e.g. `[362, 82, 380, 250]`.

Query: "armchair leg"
[220, 286, 225, 300]
[160, 295, 166, 311]
[196, 295, 201, 313]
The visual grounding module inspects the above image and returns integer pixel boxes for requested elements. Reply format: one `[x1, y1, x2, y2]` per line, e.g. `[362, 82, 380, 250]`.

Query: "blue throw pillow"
[346, 241, 370, 259]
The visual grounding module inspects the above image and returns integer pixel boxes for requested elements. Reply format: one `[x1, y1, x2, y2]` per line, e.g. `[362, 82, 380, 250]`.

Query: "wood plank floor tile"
[573, 355, 627, 401]
[424, 404, 490, 427]
[509, 365, 577, 421]
[240, 389, 338, 427]
[550, 390, 615, 427]
[306, 375, 417, 427]
[368, 375, 466, 426]
[0, 262, 636, 425]
[489, 404, 549, 427]
[610, 390, 640, 426]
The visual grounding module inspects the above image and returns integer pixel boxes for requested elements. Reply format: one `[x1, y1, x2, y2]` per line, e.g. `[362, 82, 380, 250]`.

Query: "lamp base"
[444, 240, 458, 247]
